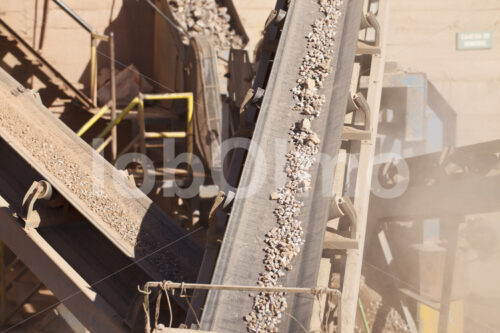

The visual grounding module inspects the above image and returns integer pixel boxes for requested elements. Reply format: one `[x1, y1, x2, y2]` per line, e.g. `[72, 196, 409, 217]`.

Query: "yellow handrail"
[97, 97, 140, 139]
[77, 93, 194, 163]
[76, 105, 109, 137]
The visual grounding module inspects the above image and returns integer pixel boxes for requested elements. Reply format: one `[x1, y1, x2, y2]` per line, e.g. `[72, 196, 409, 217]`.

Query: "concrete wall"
[1, 0, 498, 147]
[233, 0, 500, 147]
[0, 0, 154, 91]
[232, 0, 273, 60]
[386, 0, 500, 147]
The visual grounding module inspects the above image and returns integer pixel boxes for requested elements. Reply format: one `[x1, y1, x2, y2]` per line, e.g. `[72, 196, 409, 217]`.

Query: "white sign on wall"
[457, 31, 493, 50]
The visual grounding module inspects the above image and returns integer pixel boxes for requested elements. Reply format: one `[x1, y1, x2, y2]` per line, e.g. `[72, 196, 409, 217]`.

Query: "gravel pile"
[169, 0, 243, 49]
[245, 0, 344, 332]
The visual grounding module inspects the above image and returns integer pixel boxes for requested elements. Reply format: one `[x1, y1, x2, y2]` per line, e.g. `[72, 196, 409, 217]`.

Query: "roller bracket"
[328, 194, 345, 220]
[251, 87, 265, 105]
[343, 93, 372, 141]
[346, 93, 371, 129]
[207, 191, 233, 244]
[222, 190, 236, 213]
[21, 180, 53, 228]
[359, 12, 381, 47]
[328, 195, 358, 237]
[264, 9, 287, 31]
[237, 88, 265, 137]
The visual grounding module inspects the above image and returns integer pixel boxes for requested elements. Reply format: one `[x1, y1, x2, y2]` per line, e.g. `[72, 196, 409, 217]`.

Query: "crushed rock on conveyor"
[169, 0, 243, 49]
[0, 88, 182, 280]
[245, 0, 344, 332]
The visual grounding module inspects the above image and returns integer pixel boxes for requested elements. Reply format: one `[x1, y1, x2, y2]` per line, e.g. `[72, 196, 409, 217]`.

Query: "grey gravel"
[246, 0, 344, 332]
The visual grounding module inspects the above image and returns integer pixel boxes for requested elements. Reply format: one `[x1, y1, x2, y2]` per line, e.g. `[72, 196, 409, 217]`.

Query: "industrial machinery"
[0, 0, 495, 332]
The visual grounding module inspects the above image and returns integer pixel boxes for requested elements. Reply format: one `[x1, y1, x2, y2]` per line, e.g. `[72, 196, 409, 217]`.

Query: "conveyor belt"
[0, 67, 202, 283]
[200, 0, 363, 331]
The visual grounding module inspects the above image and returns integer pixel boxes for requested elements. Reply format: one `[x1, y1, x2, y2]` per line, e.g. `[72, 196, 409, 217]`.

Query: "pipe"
[358, 298, 370, 333]
[95, 136, 113, 154]
[97, 97, 139, 139]
[186, 93, 193, 165]
[145, 132, 187, 139]
[142, 92, 193, 100]
[38, 0, 50, 50]
[85, 94, 193, 164]
[137, 97, 146, 156]
[90, 37, 98, 106]
[141, 93, 193, 163]
[109, 32, 117, 161]
[77, 105, 109, 137]
[143, 281, 341, 296]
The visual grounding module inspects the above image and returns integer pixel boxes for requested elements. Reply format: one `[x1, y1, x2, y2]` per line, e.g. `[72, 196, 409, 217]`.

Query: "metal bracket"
[222, 190, 235, 213]
[237, 88, 265, 137]
[328, 195, 358, 237]
[264, 9, 287, 31]
[260, 9, 287, 54]
[342, 93, 372, 141]
[360, 12, 381, 47]
[206, 191, 234, 244]
[357, 12, 381, 53]
[21, 180, 53, 228]
[251, 87, 265, 105]
[346, 93, 371, 130]
[379, 159, 408, 187]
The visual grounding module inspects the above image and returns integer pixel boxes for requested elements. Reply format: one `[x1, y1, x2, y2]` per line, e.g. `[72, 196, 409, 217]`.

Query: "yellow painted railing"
[76, 105, 109, 137]
[77, 93, 193, 163]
